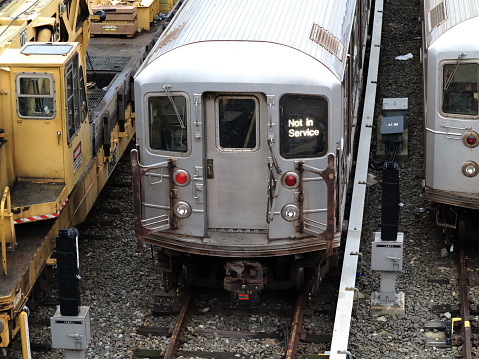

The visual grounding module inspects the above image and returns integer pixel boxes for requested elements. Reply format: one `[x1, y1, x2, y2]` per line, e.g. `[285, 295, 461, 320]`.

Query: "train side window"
[78, 66, 88, 123]
[148, 95, 188, 152]
[216, 96, 258, 150]
[280, 95, 327, 158]
[16, 74, 55, 119]
[65, 54, 87, 142]
[442, 63, 479, 116]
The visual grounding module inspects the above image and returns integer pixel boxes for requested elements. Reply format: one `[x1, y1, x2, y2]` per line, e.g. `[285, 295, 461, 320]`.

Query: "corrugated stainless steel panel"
[141, 0, 358, 80]
[425, 0, 479, 47]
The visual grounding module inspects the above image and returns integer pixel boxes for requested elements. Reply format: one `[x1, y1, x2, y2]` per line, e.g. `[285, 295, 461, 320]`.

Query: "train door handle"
[206, 159, 214, 179]
[57, 131, 61, 145]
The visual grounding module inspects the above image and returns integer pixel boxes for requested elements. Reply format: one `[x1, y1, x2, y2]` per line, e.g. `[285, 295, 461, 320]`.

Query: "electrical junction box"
[371, 232, 403, 272]
[376, 98, 409, 161]
[380, 115, 405, 135]
[382, 97, 408, 118]
[50, 306, 91, 350]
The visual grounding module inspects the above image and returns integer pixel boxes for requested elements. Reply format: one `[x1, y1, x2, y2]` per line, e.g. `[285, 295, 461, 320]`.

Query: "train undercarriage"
[435, 204, 479, 246]
[154, 247, 337, 302]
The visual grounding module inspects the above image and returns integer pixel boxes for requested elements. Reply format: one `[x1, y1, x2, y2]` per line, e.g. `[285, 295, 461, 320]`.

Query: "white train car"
[132, 0, 371, 300]
[422, 0, 479, 243]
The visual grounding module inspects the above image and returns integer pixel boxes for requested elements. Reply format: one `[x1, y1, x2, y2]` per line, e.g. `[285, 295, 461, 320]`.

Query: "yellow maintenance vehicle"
[0, 0, 176, 353]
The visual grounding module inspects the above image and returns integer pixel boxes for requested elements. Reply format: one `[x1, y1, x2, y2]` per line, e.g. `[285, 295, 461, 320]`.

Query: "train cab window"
[216, 96, 258, 150]
[442, 63, 479, 116]
[16, 74, 55, 119]
[280, 95, 327, 158]
[65, 54, 88, 142]
[148, 95, 188, 152]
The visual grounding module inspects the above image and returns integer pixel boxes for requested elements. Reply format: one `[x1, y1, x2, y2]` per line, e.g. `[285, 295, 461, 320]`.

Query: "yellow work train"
[0, 0, 177, 352]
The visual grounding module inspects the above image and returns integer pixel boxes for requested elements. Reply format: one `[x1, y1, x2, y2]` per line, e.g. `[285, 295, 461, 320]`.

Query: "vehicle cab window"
[280, 94, 327, 158]
[216, 96, 259, 151]
[148, 95, 188, 152]
[16, 74, 55, 119]
[65, 54, 88, 142]
[442, 62, 479, 117]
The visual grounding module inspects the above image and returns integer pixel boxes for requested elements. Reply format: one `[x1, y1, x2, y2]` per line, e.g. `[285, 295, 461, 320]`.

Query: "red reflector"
[284, 175, 297, 187]
[238, 293, 250, 300]
[467, 136, 477, 145]
[175, 172, 188, 184]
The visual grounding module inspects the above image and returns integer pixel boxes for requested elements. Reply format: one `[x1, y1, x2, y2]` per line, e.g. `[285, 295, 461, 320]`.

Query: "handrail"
[1, 187, 6, 275]
[1, 186, 15, 276]
[131, 149, 172, 250]
[300, 154, 336, 256]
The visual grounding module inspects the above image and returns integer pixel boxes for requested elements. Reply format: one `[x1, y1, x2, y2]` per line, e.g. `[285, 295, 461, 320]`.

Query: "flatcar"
[132, 0, 372, 301]
[422, 0, 479, 244]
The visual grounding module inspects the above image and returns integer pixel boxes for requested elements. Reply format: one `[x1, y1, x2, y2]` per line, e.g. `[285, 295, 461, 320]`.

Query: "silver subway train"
[132, 0, 372, 300]
[422, 0, 479, 244]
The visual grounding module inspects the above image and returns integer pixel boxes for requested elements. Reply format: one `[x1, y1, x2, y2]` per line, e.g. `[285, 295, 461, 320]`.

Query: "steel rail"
[163, 289, 194, 359]
[458, 246, 473, 358]
[285, 288, 309, 359]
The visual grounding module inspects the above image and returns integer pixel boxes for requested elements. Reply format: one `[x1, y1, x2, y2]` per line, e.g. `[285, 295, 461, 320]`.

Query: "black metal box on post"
[380, 162, 400, 241]
[56, 228, 81, 316]
[370, 161, 405, 315]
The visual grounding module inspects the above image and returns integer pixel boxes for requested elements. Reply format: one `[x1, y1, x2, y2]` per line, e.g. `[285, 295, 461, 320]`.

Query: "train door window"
[148, 95, 188, 152]
[65, 54, 87, 142]
[216, 96, 259, 151]
[280, 95, 327, 158]
[442, 62, 479, 117]
[16, 73, 55, 119]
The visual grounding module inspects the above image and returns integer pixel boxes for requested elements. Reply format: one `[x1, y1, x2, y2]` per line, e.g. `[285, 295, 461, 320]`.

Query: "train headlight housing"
[173, 169, 190, 186]
[463, 131, 479, 148]
[462, 161, 479, 177]
[173, 201, 192, 219]
[281, 204, 300, 222]
[282, 172, 299, 189]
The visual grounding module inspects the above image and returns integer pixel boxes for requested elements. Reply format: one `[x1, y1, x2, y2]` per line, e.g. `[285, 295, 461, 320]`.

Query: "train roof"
[138, 0, 358, 81]
[424, 0, 479, 48]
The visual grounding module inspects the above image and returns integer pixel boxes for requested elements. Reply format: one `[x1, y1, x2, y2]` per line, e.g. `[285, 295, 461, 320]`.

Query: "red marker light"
[285, 174, 297, 187]
[467, 135, 477, 146]
[464, 132, 479, 148]
[175, 172, 188, 185]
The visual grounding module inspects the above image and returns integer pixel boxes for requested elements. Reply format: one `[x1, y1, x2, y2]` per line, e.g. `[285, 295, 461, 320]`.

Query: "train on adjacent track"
[132, 0, 373, 301]
[422, 0, 479, 245]
[0, 0, 178, 351]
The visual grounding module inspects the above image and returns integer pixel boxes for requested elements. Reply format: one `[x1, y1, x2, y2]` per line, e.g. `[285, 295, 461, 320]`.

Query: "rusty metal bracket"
[1, 187, 16, 276]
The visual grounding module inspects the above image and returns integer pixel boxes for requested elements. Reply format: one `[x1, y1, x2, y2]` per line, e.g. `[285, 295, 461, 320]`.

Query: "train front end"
[131, 0, 357, 300]
[424, 14, 479, 241]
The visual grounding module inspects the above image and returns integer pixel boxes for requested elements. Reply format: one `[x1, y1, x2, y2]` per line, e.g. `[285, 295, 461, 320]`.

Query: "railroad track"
[5, 0, 382, 356]
[134, 278, 339, 359]
[424, 245, 479, 357]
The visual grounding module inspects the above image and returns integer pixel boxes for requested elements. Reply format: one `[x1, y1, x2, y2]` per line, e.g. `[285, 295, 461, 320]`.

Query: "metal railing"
[1, 186, 16, 275]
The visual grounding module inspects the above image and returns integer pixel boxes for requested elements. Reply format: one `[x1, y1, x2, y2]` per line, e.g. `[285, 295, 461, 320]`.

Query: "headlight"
[462, 161, 479, 177]
[281, 204, 300, 222]
[173, 201, 192, 219]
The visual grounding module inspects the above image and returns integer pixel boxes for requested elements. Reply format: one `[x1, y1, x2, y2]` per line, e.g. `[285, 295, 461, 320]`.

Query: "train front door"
[204, 93, 268, 230]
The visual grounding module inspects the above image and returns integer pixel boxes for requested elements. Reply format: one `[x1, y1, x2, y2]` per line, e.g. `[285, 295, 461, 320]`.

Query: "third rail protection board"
[329, 0, 384, 358]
